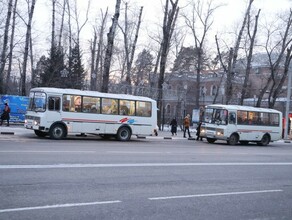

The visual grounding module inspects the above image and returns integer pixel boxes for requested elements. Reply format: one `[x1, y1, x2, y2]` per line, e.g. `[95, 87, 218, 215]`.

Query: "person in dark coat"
[0, 103, 10, 126]
[170, 118, 177, 136]
[196, 121, 203, 141]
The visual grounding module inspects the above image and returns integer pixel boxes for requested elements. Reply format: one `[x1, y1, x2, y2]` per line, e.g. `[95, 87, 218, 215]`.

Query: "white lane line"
[148, 189, 283, 201]
[0, 200, 121, 213]
[107, 151, 173, 154]
[1, 162, 292, 169]
[0, 151, 96, 154]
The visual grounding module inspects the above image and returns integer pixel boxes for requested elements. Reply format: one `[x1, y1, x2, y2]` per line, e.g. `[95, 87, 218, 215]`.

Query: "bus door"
[227, 111, 237, 135]
[47, 96, 62, 124]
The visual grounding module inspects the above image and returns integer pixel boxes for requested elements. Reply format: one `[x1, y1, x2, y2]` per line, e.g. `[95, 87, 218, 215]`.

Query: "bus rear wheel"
[116, 127, 131, 141]
[50, 124, 66, 140]
[257, 134, 270, 146]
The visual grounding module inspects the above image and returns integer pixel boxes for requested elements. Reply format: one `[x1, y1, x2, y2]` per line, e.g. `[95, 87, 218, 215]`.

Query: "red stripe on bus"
[62, 118, 117, 123]
[238, 129, 273, 133]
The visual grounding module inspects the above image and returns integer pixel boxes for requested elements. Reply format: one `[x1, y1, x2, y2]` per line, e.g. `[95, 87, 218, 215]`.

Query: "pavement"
[0, 124, 196, 140]
[0, 124, 291, 143]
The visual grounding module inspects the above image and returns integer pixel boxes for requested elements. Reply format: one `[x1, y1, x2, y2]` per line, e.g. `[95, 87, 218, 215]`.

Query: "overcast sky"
[34, 0, 291, 55]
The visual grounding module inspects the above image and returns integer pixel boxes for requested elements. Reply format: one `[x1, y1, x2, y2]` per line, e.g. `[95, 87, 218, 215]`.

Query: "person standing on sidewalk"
[170, 117, 177, 136]
[0, 103, 10, 126]
[196, 121, 203, 141]
[183, 114, 191, 138]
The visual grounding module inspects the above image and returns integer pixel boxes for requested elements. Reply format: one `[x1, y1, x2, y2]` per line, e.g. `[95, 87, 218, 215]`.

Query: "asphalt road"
[0, 126, 292, 220]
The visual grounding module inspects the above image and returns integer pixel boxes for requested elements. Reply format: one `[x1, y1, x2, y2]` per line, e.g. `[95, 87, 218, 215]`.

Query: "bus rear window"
[136, 101, 151, 117]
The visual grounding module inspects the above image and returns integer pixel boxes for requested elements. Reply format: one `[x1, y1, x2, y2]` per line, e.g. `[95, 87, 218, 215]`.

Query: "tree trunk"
[58, 0, 66, 47]
[90, 31, 97, 90]
[0, 0, 13, 94]
[102, 0, 121, 93]
[240, 9, 260, 105]
[226, 0, 254, 104]
[5, 0, 18, 94]
[21, 0, 36, 96]
[157, 0, 179, 128]
[95, 8, 108, 91]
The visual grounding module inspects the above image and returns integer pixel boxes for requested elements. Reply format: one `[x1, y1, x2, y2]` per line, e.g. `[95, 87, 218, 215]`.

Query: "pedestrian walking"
[0, 103, 11, 126]
[170, 117, 177, 136]
[183, 114, 191, 138]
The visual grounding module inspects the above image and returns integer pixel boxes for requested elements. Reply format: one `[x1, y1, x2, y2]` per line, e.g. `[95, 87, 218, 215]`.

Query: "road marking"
[106, 151, 173, 154]
[1, 162, 292, 169]
[0, 200, 121, 213]
[0, 151, 96, 154]
[148, 189, 283, 200]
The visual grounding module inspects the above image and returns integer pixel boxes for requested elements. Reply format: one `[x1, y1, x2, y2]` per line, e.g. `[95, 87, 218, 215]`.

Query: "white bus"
[200, 104, 283, 146]
[24, 87, 157, 141]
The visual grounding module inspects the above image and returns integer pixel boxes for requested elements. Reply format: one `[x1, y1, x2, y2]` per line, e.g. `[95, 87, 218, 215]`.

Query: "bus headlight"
[33, 118, 40, 126]
[216, 129, 224, 136]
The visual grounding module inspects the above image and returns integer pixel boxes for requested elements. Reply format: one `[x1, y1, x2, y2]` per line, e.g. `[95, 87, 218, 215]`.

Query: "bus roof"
[30, 87, 156, 102]
[205, 104, 282, 114]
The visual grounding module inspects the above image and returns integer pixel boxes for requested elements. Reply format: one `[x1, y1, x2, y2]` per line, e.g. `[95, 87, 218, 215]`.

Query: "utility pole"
[284, 65, 292, 139]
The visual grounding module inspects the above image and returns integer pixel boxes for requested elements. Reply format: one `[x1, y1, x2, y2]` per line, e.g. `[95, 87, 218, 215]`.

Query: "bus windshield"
[203, 108, 228, 125]
[27, 92, 46, 112]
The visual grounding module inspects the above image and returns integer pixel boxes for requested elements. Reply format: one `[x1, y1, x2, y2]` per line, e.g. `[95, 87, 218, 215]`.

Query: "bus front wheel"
[34, 130, 47, 137]
[228, 134, 239, 145]
[206, 138, 216, 143]
[257, 134, 270, 146]
[116, 127, 131, 141]
[50, 124, 66, 140]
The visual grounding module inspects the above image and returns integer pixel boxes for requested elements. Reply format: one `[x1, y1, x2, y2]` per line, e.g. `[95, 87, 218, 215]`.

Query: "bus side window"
[48, 97, 60, 111]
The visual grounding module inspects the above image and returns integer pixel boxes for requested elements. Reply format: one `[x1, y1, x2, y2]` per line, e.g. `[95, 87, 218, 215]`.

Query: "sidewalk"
[0, 123, 29, 135]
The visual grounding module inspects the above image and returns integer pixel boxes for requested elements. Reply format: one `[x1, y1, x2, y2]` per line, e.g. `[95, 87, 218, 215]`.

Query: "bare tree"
[0, 0, 13, 94]
[51, 0, 56, 50]
[21, 0, 36, 96]
[118, 3, 143, 94]
[5, 0, 18, 94]
[239, 9, 261, 105]
[157, 0, 179, 127]
[72, 0, 90, 46]
[101, 0, 121, 93]
[256, 9, 292, 108]
[95, 9, 108, 91]
[183, 0, 221, 108]
[58, 0, 66, 47]
[216, 0, 254, 104]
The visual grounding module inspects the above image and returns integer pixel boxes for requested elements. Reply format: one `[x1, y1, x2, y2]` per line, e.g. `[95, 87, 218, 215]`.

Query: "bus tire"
[34, 130, 47, 137]
[50, 124, 66, 140]
[228, 134, 239, 145]
[257, 134, 270, 146]
[116, 126, 131, 141]
[206, 138, 216, 143]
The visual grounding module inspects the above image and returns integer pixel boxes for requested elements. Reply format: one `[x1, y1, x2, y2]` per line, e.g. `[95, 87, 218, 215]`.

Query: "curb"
[0, 132, 14, 135]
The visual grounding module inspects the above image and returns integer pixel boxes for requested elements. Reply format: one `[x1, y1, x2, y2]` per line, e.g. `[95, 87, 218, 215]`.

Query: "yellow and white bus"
[200, 104, 282, 146]
[24, 87, 157, 141]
